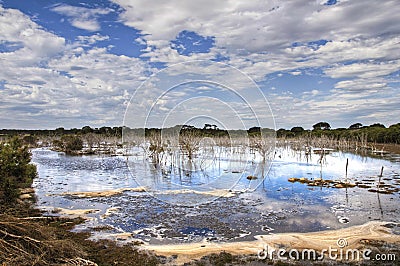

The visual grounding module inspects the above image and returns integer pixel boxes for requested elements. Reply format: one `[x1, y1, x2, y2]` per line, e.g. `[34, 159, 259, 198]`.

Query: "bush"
[53, 135, 83, 153]
[63, 135, 83, 152]
[0, 137, 37, 204]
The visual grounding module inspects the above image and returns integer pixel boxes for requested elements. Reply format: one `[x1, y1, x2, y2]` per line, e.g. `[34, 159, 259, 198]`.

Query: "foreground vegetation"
[0, 137, 37, 206]
[0, 211, 160, 265]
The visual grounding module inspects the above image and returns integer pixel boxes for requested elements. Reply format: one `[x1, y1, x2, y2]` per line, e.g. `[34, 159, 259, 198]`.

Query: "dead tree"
[179, 128, 200, 160]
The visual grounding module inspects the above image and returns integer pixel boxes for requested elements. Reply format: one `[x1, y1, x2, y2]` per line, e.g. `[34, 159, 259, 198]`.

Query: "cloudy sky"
[0, 0, 399, 130]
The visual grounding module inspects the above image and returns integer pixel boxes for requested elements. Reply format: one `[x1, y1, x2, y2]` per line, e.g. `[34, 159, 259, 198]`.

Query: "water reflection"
[31, 147, 400, 244]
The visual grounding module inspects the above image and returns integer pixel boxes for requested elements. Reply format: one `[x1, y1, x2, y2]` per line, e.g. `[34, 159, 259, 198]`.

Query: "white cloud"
[2, 0, 400, 129]
[267, 86, 400, 129]
[0, 46, 151, 128]
[324, 60, 400, 79]
[303, 89, 319, 96]
[51, 4, 112, 31]
[0, 5, 151, 129]
[110, 0, 400, 128]
[290, 71, 302, 76]
[43, 47, 151, 126]
[0, 5, 65, 65]
[76, 34, 110, 45]
[334, 78, 387, 91]
[113, 0, 400, 52]
[112, 0, 400, 82]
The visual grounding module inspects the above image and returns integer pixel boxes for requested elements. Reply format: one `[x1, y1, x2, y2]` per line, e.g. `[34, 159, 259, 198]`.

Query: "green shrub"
[53, 135, 83, 153]
[0, 137, 37, 204]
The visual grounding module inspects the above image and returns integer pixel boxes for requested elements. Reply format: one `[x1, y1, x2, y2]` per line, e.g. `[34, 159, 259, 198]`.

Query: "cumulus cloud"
[0, 5, 151, 128]
[111, 0, 400, 93]
[0, 45, 151, 128]
[267, 85, 400, 129]
[107, 0, 400, 127]
[2, 0, 400, 128]
[76, 34, 110, 45]
[324, 60, 400, 79]
[0, 5, 65, 65]
[51, 4, 112, 31]
[113, 0, 400, 52]
[334, 78, 387, 91]
[290, 71, 302, 76]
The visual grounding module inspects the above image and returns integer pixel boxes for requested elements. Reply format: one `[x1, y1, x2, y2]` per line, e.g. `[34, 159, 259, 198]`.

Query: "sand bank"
[154, 189, 237, 198]
[57, 187, 147, 198]
[145, 221, 400, 264]
[89, 231, 146, 245]
[56, 187, 236, 199]
[56, 207, 100, 218]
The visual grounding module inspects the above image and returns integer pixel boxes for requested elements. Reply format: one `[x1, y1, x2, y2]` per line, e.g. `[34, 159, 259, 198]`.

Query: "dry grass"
[0, 214, 86, 265]
[0, 209, 160, 266]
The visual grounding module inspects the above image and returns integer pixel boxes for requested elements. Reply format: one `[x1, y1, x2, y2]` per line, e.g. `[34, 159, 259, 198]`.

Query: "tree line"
[1, 121, 399, 145]
[0, 126, 123, 137]
[277, 122, 400, 144]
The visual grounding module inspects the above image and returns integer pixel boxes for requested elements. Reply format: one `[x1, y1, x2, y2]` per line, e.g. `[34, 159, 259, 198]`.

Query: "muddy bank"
[146, 221, 400, 265]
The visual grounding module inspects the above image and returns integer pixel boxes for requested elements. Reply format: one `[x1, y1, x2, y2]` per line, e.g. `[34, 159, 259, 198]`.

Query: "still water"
[31, 147, 400, 244]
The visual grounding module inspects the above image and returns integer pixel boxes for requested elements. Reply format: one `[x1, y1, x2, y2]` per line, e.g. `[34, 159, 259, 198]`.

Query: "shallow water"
[31, 147, 400, 244]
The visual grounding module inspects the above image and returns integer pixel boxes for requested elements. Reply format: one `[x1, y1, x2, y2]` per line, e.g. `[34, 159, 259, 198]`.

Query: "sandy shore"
[55, 187, 236, 199]
[55, 207, 101, 217]
[154, 188, 237, 198]
[145, 221, 400, 264]
[57, 187, 147, 198]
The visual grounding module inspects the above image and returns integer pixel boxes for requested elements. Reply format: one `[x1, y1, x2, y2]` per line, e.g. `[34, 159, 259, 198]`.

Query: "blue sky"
[0, 0, 399, 129]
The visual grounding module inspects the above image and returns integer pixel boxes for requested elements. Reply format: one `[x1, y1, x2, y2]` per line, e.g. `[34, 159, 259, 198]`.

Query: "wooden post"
[345, 158, 349, 183]
[378, 166, 384, 189]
